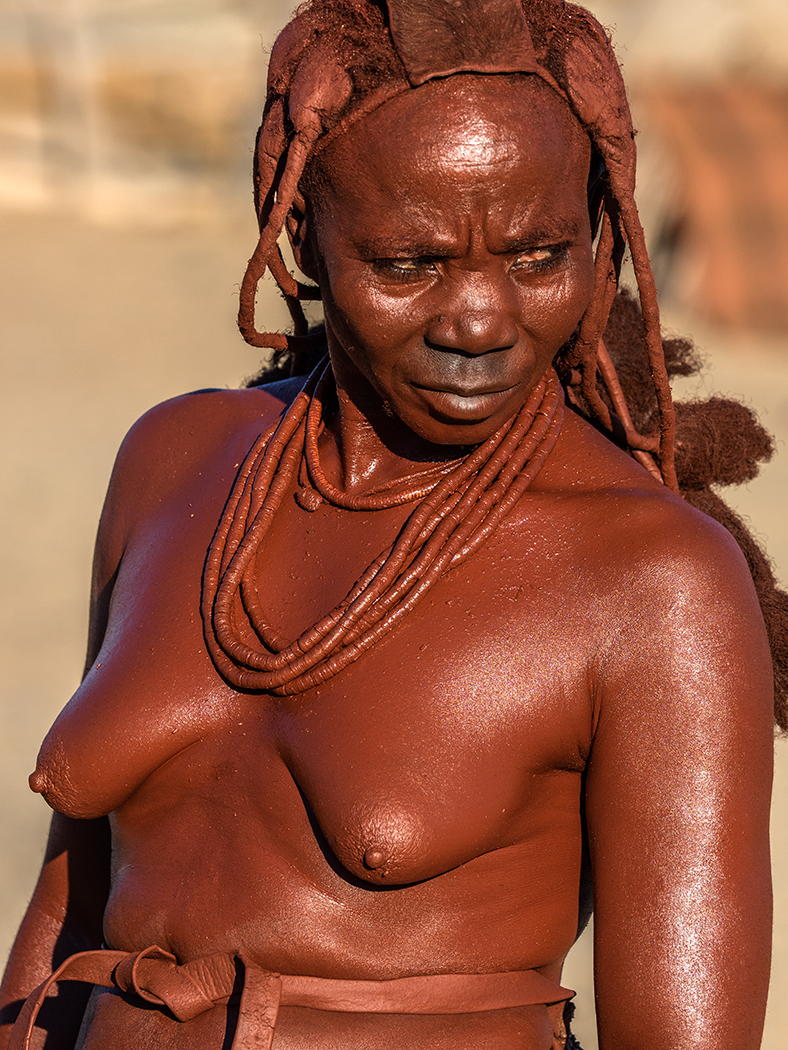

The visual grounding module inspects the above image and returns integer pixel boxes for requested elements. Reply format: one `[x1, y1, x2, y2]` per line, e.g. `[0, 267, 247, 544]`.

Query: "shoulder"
[576, 481, 772, 747]
[533, 407, 769, 674]
[118, 378, 301, 468]
[540, 404, 750, 576]
[541, 424, 775, 796]
[598, 484, 758, 643]
[112, 378, 303, 504]
[93, 379, 303, 566]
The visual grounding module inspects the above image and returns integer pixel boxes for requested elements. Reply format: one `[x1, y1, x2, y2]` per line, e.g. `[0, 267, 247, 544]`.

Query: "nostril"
[426, 302, 519, 355]
[425, 314, 518, 355]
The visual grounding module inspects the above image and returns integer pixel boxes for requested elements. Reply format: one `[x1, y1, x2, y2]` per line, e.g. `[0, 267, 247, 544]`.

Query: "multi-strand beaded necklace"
[202, 362, 564, 696]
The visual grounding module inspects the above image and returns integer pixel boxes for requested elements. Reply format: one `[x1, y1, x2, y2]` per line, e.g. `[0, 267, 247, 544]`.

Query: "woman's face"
[298, 76, 596, 447]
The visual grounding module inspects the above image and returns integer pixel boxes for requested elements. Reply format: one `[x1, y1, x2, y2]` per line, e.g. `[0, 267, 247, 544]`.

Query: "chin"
[403, 412, 511, 449]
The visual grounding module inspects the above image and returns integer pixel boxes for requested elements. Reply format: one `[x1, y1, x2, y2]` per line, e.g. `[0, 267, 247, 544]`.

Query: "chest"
[37, 454, 597, 881]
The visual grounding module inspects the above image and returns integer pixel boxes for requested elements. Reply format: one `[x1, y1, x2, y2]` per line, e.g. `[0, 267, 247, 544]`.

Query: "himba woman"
[1, 0, 786, 1048]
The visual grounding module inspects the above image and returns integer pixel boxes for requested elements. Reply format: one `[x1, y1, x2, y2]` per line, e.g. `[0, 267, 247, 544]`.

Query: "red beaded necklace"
[202, 361, 564, 695]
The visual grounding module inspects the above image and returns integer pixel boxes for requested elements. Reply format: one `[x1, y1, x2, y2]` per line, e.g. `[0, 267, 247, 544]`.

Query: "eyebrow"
[354, 237, 455, 258]
[504, 219, 584, 246]
[354, 219, 583, 259]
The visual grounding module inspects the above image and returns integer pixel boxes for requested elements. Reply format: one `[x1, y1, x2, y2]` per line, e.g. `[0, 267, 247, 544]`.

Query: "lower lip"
[416, 386, 516, 422]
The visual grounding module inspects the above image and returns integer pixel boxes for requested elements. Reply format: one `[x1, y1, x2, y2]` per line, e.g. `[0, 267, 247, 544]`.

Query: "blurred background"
[1, 1, 787, 1046]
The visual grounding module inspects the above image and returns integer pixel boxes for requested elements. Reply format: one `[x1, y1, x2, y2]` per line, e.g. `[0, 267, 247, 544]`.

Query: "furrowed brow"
[506, 219, 583, 245]
[354, 236, 455, 259]
[354, 217, 583, 259]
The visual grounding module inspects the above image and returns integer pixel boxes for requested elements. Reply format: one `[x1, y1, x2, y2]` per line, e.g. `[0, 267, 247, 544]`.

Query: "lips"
[413, 383, 517, 422]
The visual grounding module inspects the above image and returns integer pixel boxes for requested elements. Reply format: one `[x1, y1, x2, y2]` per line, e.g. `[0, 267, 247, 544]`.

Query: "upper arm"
[586, 512, 774, 1049]
[82, 392, 211, 672]
[81, 400, 179, 674]
[2, 388, 275, 1041]
[82, 386, 281, 674]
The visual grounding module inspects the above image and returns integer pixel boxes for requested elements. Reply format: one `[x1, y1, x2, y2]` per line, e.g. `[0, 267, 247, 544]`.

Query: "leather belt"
[9, 945, 574, 1050]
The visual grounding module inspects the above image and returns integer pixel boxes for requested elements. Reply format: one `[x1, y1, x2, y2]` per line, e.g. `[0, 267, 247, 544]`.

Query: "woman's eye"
[512, 244, 568, 272]
[372, 258, 436, 281]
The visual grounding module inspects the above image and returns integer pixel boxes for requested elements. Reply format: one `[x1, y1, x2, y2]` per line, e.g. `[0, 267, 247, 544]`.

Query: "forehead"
[310, 75, 591, 211]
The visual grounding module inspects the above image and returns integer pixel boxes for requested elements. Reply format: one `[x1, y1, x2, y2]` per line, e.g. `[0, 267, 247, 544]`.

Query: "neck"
[320, 357, 468, 497]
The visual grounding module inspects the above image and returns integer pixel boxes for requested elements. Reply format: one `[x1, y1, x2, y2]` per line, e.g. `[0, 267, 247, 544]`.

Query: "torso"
[33, 381, 683, 1048]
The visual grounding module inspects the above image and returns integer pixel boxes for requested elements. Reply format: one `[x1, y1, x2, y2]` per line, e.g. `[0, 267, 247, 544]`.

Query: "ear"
[287, 189, 321, 283]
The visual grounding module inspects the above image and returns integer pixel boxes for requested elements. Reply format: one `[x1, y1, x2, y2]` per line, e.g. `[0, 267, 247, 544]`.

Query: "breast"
[310, 792, 466, 886]
[267, 594, 591, 887]
[29, 513, 250, 819]
[30, 665, 248, 820]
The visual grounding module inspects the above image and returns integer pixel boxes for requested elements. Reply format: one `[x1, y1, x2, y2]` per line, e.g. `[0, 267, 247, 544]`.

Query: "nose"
[424, 272, 520, 356]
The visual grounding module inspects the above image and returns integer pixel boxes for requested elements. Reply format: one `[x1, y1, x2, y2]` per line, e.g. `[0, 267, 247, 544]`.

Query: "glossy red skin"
[0, 78, 774, 1050]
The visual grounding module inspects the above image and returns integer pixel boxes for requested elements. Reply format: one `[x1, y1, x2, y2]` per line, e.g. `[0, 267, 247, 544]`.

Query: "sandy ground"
[1, 209, 786, 1048]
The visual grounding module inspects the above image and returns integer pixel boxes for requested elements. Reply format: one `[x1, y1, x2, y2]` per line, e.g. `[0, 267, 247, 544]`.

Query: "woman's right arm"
[0, 387, 286, 1047]
[0, 401, 140, 1048]
[0, 814, 111, 1050]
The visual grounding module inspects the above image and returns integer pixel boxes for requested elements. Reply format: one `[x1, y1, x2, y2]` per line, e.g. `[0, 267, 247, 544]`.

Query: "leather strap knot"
[8, 947, 283, 1050]
[113, 945, 223, 1021]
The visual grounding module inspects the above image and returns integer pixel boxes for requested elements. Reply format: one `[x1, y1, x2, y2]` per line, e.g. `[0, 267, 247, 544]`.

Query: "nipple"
[29, 769, 46, 795]
[363, 846, 389, 872]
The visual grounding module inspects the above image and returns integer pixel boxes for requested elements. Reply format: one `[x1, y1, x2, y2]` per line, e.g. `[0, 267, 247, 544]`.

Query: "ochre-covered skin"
[0, 78, 774, 1050]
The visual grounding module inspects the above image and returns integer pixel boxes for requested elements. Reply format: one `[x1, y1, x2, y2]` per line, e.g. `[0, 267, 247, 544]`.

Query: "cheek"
[323, 268, 427, 358]
[326, 283, 403, 356]
[320, 278, 407, 390]
[530, 255, 595, 341]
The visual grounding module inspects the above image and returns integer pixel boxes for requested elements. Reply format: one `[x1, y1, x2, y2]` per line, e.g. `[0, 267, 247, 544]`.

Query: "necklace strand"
[202, 361, 564, 695]
[301, 367, 467, 510]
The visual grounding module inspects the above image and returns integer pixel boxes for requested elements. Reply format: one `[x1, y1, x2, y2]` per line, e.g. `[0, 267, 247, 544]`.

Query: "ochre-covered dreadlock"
[226, 0, 788, 730]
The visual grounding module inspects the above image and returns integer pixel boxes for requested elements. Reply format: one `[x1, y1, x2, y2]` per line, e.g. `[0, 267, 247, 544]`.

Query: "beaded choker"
[202, 362, 564, 695]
